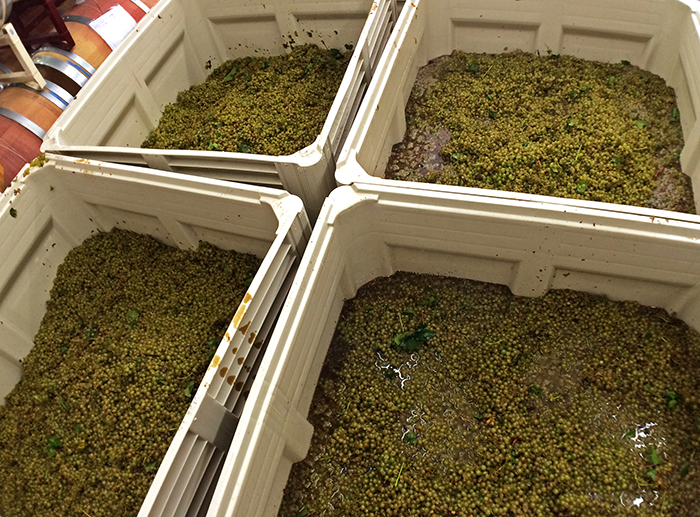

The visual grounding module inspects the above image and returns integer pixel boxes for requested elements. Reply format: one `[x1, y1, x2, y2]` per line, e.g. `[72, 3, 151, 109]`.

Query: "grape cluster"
[280, 272, 700, 516]
[142, 45, 350, 156]
[0, 229, 260, 517]
[387, 51, 694, 213]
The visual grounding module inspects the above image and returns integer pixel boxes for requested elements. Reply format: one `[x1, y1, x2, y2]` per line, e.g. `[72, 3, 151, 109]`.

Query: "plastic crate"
[0, 153, 311, 517]
[206, 181, 700, 517]
[206, 181, 700, 516]
[337, 0, 700, 214]
[41, 0, 399, 220]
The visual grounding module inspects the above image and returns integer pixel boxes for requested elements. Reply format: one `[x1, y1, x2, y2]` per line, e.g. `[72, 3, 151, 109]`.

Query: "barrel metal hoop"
[6, 81, 73, 110]
[63, 14, 93, 26]
[32, 55, 90, 89]
[44, 80, 75, 106]
[5, 82, 68, 110]
[35, 45, 96, 75]
[0, 62, 11, 74]
[129, 0, 150, 13]
[0, 106, 46, 139]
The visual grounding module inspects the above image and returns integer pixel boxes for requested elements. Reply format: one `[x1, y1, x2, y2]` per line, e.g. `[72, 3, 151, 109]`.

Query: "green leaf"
[394, 325, 436, 352]
[418, 295, 437, 308]
[298, 507, 309, 517]
[238, 144, 252, 153]
[60, 346, 68, 355]
[672, 107, 680, 122]
[222, 66, 238, 83]
[75, 423, 82, 433]
[144, 460, 158, 473]
[621, 60, 631, 65]
[528, 385, 542, 397]
[48, 436, 62, 448]
[647, 468, 656, 481]
[126, 309, 140, 327]
[9, 208, 17, 218]
[608, 76, 616, 86]
[667, 391, 680, 410]
[580, 86, 588, 92]
[244, 275, 254, 287]
[403, 431, 417, 445]
[488, 110, 496, 119]
[650, 447, 662, 465]
[47, 447, 57, 457]
[576, 180, 587, 194]
[468, 63, 480, 74]
[681, 462, 691, 478]
[207, 142, 222, 151]
[403, 308, 416, 319]
[86, 326, 96, 341]
[184, 381, 195, 399]
[156, 376, 166, 386]
[636, 120, 647, 129]
[622, 429, 635, 439]
[487, 93, 493, 101]
[59, 399, 69, 411]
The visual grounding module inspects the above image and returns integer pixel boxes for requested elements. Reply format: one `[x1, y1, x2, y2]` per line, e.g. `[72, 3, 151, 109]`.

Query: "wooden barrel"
[0, 46, 20, 73]
[31, 0, 160, 96]
[0, 82, 73, 189]
[69, 0, 157, 24]
[1, 0, 12, 25]
[31, 21, 112, 96]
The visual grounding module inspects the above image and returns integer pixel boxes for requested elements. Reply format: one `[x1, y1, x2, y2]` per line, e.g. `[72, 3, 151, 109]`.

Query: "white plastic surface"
[337, 0, 700, 213]
[42, 0, 399, 221]
[0, 154, 311, 517]
[208, 182, 700, 517]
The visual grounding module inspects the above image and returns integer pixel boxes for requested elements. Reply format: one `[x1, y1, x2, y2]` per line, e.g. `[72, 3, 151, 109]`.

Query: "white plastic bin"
[337, 0, 700, 213]
[0, 153, 311, 517]
[206, 181, 700, 517]
[41, 0, 399, 220]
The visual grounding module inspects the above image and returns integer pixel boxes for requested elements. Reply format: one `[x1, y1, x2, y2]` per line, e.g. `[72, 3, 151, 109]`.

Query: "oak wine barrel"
[0, 82, 73, 189]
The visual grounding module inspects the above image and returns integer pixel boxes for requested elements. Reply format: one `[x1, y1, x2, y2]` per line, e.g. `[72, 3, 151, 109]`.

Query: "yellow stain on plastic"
[243, 292, 253, 303]
[232, 305, 246, 328]
[211, 355, 221, 368]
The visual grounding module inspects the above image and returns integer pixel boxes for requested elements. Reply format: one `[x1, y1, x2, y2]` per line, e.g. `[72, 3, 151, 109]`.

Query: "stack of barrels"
[0, 0, 158, 190]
